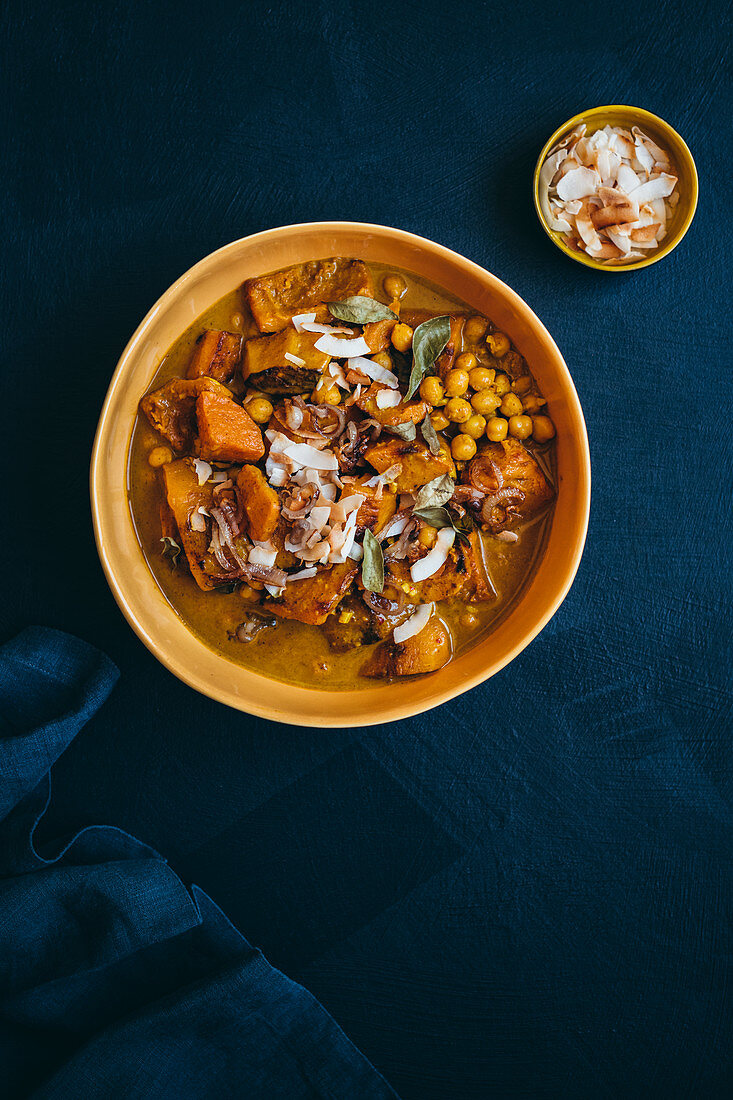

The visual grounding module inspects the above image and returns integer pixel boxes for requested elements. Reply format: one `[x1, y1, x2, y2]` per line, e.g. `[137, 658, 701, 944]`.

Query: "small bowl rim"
[90, 221, 591, 726]
[533, 104, 698, 273]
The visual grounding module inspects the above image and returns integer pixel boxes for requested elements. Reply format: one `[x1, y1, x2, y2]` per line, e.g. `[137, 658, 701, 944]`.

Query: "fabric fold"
[0, 628, 396, 1099]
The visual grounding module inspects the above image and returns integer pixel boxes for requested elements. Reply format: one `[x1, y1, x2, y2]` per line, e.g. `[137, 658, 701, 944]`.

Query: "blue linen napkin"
[0, 627, 397, 1099]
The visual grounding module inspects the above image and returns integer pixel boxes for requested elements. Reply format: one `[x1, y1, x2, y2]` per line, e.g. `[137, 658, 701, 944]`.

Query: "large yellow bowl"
[533, 105, 698, 272]
[91, 223, 591, 726]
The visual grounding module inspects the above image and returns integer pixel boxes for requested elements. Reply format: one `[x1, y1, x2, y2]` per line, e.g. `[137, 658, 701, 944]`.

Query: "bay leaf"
[420, 414, 441, 455]
[405, 315, 450, 399]
[412, 506, 471, 545]
[412, 473, 455, 510]
[327, 296, 397, 324]
[361, 529, 384, 592]
[386, 421, 416, 441]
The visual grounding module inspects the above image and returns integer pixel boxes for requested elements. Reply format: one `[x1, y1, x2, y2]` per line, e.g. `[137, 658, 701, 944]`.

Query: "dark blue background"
[2, 1, 731, 1096]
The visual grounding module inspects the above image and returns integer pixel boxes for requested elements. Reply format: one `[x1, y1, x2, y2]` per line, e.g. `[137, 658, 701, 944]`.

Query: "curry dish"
[129, 258, 557, 689]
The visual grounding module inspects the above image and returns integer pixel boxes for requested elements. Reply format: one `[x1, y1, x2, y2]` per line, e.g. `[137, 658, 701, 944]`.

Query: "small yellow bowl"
[91, 222, 591, 727]
[533, 105, 698, 272]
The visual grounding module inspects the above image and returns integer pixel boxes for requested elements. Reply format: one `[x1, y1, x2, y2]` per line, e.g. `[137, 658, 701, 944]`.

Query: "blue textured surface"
[2, 1, 731, 1096]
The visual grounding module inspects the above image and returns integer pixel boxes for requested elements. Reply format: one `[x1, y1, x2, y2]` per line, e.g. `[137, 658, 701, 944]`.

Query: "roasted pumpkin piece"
[362, 618, 452, 678]
[464, 439, 554, 531]
[267, 562, 358, 625]
[187, 330, 243, 383]
[235, 464, 280, 542]
[354, 383, 429, 428]
[160, 459, 222, 591]
[140, 377, 230, 453]
[388, 532, 495, 604]
[363, 318, 396, 352]
[243, 328, 329, 393]
[196, 392, 265, 464]
[364, 437, 455, 493]
[245, 258, 374, 333]
[322, 597, 377, 652]
[349, 478, 397, 535]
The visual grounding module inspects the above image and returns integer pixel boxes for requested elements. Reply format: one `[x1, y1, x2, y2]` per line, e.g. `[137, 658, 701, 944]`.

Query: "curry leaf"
[420, 414, 441, 455]
[386, 420, 416, 441]
[327, 296, 397, 324]
[406, 315, 450, 399]
[412, 473, 455, 511]
[361, 529, 384, 593]
[160, 536, 181, 568]
[413, 506, 471, 545]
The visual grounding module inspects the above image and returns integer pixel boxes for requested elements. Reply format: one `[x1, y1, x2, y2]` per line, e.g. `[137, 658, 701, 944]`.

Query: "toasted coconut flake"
[288, 566, 318, 581]
[291, 311, 317, 332]
[410, 527, 455, 582]
[249, 542, 278, 568]
[302, 321, 355, 335]
[193, 458, 212, 486]
[393, 603, 434, 644]
[556, 166, 600, 201]
[190, 505, 209, 532]
[314, 333, 371, 358]
[375, 388, 402, 410]
[282, 442, 339, 471]
[347, 355, 399, 388]
[539, 121, 678, 265]
[284, 352, 306, 367]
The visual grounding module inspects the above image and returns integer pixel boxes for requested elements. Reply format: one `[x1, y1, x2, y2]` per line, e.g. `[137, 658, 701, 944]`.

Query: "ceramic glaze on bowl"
[533, 105, 698, 272]
[91, 223, 591, 726]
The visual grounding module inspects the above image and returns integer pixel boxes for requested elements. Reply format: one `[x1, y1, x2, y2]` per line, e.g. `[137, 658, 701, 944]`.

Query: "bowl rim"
[90, 221, 591, 726]
[533, 104, 699, 273]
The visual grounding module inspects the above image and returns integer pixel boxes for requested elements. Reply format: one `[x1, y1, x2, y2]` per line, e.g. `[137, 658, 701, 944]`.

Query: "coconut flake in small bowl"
[533, 105, 698, 272]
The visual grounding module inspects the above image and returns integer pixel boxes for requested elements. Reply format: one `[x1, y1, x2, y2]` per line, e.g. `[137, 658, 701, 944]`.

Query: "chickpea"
[383, 273, 407, 300]
[148, 445, 173, 468]
[321, 385, 341, 406]
[468, 366, 495, 390]
[493, 372, 511, 396]
[430, 409, 450, 431]
[372, 351, 393, 370]
[391, 322, 413, 352]
[420, 375, 444, 405]
[463, 413, 487, 439]
[418, 524, 438, 549]
[471, 388, 501, 416]
[230, 312, 245, 330]
[486, 416, 509, 442]
[464, 316, 487, 342]
[455, 351, 478, 372]
[246, 397, 274, 423]
[500, 392, 524, 418]
[451, 433, 477, 461]
[486, 331, 510, 358]
[532, 415, 556, 443]
[444, 369, 470, 397]
[508, 414, 533, 440]
[522, 394, 546, 415]
[444, 397, 472, 424]
[511, 375, 532, 394]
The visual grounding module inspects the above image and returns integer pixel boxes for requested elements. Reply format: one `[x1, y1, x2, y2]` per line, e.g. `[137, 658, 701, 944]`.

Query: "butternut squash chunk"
[268, 563, 358, 625]
[187, 330, 242, 383]
[363, 319, 396, 352]
[196, 392, 265, 464]
[355, 383, 428, 428]
[362, 619, 452, 678]
[465, 439, 554, 531]
[364, 437, 454, 493]
[243, 328, 329, 393]
[245, 258, 374, 333]
[387, 532, 495, 603]
[236, 464, 280, 542]
[140, 377, 230, 452]
[161, 459, 222, 591]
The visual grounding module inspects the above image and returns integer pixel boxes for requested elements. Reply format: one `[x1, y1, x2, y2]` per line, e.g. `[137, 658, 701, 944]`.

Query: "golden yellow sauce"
[128, 263, 553, 690]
